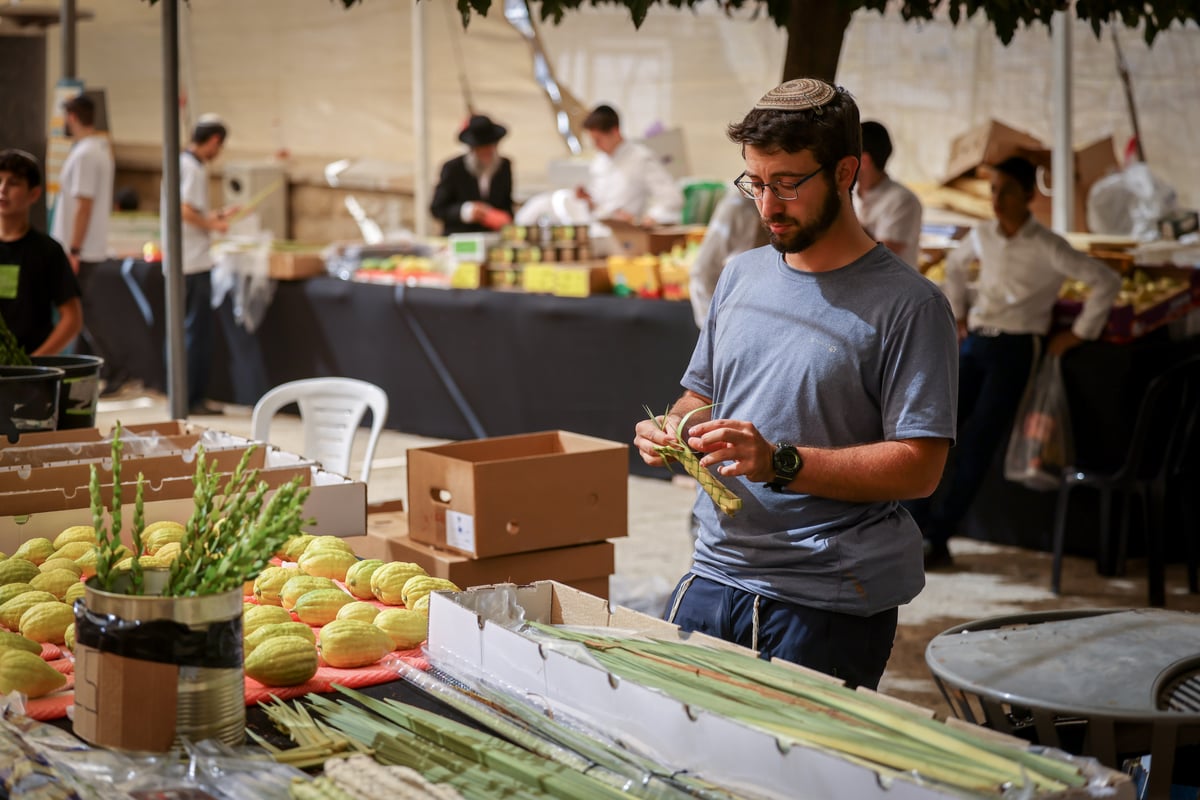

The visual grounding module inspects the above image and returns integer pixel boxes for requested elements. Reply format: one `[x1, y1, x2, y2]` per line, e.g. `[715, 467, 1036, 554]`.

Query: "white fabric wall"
[43, 2, 1199, 209]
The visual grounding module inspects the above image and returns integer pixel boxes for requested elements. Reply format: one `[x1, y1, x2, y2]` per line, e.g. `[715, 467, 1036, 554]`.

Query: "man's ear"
[29, 186, 42, 204]
[836, 156, 860, 190]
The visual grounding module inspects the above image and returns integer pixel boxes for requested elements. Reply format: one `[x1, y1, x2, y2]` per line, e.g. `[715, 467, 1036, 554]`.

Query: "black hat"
[458, 114, 507, 147]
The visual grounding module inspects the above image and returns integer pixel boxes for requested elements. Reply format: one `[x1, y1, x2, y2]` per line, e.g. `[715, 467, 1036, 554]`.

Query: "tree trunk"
[782, 0, 853, 83]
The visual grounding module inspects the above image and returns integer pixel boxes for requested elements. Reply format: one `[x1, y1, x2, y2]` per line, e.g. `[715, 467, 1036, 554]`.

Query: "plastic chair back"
[1119, 355, 1200, 483]
[250, 377, 388, 483]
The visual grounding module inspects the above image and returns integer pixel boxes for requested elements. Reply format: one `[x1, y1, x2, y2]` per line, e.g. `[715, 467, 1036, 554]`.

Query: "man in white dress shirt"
[910, 156, 1121, 567]
[576, 104, 683, 227]
[853, 121, 922, 269]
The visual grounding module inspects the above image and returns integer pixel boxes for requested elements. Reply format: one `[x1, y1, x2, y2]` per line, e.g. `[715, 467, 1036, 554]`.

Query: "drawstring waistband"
[751, 594, 761, 652]
[666, 574, 696, 624]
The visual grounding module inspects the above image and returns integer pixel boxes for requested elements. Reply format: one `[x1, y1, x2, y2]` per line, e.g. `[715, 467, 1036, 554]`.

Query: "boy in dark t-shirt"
[0, 150, 82, 356]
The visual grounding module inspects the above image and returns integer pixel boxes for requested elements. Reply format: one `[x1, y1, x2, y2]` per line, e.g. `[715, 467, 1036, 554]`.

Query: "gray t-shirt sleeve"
[880, 292, 959, 442]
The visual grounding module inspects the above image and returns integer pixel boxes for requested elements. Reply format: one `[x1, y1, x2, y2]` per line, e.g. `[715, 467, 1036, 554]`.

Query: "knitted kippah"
[754, 78, 837, 111]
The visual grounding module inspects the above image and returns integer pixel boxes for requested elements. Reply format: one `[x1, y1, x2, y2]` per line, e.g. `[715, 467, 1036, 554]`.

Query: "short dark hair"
[583, 104, 620, 132]
[64, 94, 95, 127]
[726, 83, 861, 171]
[992, 156, 1037, 194]
[0, 149, 43, 188]
[115, 186, 140, 212]
[860, 121, 892, 170]
[191, 121, 227, 146]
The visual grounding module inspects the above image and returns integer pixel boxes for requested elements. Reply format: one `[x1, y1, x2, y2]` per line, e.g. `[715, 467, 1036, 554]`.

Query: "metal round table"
[926, 608, 1200, 800]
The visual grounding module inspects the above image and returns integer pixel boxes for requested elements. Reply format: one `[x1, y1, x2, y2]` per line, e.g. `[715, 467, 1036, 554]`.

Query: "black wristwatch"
[766, 443, 802, 492]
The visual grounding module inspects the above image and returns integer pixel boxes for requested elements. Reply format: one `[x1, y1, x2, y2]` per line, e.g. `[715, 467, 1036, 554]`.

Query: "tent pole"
[1051, 9, 1074, 233]
[162, 0, 188, 419]
[412, 1, 429, 238]
[61, 0, 76, 79]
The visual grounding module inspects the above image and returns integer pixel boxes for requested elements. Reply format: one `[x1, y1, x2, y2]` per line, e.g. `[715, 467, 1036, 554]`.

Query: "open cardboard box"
[407, 431, 627, 558]
[427, 581, 1133, 800]
[602, 219, 695, 257]
[0, 421, 366, 551]
[345, 511, 613, 598]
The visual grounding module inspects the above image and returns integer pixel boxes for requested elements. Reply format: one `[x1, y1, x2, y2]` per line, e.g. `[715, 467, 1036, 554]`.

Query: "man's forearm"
[667, 390, 713, 435]
[70, 197, 94, 252]
[788, 438, 949, 502]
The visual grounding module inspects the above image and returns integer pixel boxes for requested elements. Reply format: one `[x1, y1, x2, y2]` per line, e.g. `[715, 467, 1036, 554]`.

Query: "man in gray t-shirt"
[634, 78, 958, 690]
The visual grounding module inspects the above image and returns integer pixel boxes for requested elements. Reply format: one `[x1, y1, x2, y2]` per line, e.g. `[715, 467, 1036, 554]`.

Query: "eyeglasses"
[734, 166, 824, 201]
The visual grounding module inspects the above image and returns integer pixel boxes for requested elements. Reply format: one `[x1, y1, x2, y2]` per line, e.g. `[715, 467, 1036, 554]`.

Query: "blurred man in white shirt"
[853, 121, 922, 269]
[909, 156, 1121, 568]
[51, 94, 120, 389]
[576, 104, 683, 227]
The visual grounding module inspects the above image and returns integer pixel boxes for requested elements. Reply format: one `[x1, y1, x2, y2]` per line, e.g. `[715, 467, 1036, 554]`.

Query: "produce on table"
[399, 576, 459, 609]
[0, 650, 64, 698]
[317, 619, 394, 669]
[335, 601, 380, 624]
[368, 562, 428, 606]
[51, 525, 97, 550]
[293, 588, 355, 626]
[12, 538, 53, 566]
[244, 604, 295, 636]
[373, 608, 428, 650]
[297, 547, 358, 582]
[343, 559, 384, 600]
[18, 601, 73, 644]
[245, 635, 320, 687]
[253, 565, 293, 605]
[245, 621, 316, 656]
[281, 575, 338, 610]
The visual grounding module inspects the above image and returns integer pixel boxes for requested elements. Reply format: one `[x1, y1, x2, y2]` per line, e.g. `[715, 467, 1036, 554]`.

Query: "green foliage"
[0, 313, 31, 367]
[442, 0, 1192, 47]
[142, 0, 1195, 49]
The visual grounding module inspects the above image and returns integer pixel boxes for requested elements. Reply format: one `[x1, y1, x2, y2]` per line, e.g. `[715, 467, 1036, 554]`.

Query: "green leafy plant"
[90, 424, 311, 596]
[0, 312, 31, 367]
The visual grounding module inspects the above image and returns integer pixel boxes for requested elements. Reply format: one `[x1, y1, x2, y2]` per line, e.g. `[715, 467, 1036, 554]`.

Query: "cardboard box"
[427, 582, 1133, 800]
[268, 251, 326, 280]
[943, 120, 1045, 185]
[552, 262, 611, 298]
[602, 219, 694, 257]
[943, 121, 1118, 231]
[346, 512, 614, 598]
[407, 431, 627, 558]
[0, 422, 366, 551]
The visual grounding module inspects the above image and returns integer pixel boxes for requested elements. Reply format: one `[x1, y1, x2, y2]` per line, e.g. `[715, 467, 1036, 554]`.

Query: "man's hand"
[67, 253, 81, 274]
[1047, 330, 1084, 356]
[956, 319, 968, 343]
[469, 202, 495, 223]
[686, 418, 774, 482]
[633, 414, 681, 467]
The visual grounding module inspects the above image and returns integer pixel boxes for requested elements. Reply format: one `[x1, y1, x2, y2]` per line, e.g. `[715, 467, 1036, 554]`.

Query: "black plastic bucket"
[32, 354, 104, 429]
[0, 365, 64, 441]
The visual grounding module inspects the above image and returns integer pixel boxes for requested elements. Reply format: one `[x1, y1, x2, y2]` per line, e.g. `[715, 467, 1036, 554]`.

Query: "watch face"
[774, 446, 801, 473]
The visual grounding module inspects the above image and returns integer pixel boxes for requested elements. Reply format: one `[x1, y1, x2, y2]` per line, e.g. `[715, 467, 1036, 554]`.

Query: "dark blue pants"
[910, 332, 1040, 546]
[664, 574, 898, 690]
[183, 271, 214, 409]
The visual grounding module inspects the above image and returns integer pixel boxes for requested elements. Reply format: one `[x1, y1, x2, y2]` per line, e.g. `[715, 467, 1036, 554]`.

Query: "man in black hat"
[430, 114, 514, 235]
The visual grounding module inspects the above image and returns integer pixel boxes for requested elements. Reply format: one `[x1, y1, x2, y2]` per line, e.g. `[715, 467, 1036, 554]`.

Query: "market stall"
[82, 257, 1199, 555]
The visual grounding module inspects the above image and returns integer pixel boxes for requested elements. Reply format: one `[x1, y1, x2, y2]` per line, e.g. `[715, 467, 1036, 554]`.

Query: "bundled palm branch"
[524, 623, 1087, 798]
[645, 404, 741, 516]
[90, 424, 311, 596]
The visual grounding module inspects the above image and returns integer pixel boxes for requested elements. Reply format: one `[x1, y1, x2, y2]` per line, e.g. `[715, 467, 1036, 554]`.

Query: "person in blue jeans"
[910, 157, 1121, 568]
[633, 78, 959, 690]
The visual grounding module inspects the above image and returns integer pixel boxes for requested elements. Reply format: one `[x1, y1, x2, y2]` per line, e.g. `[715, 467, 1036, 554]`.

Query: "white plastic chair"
[250, 377, 389, 483]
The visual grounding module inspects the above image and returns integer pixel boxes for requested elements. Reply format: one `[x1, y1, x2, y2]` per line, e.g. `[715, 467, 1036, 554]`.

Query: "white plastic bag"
[1004, 355, 1075, 490]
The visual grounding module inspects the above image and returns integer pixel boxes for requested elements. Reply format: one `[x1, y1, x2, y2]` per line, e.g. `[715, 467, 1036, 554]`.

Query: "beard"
[762, 175, 842, 254]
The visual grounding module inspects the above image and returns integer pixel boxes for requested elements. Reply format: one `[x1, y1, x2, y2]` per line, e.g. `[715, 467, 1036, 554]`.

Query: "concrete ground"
[95, 388, 1200, 716]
